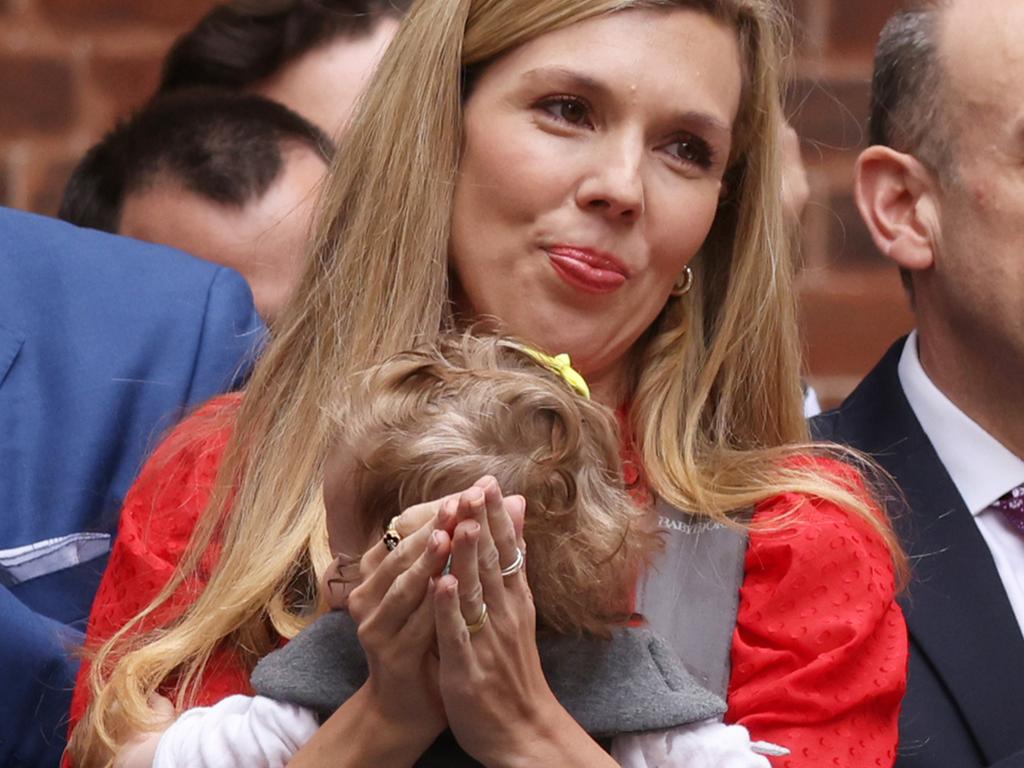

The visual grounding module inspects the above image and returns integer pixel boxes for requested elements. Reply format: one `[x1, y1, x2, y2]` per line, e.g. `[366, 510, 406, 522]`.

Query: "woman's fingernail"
[430, 530, 443, 550]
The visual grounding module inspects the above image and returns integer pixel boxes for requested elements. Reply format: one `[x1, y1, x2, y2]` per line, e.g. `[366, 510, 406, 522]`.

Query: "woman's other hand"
[433, 477, 615, 768]
[292, 499, 459, 768]
[324, 496, 447, 611]
[344, 502, 456, 742]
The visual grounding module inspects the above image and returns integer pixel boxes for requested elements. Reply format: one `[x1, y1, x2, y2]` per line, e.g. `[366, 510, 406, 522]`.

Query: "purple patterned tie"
[993, 485, 1024, 535]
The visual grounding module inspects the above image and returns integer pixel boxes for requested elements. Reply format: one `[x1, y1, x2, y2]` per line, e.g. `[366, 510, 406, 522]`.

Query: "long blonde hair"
[72, 1, 906, 764]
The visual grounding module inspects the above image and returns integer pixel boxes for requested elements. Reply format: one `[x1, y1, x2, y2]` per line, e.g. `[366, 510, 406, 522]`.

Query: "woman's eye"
[665, 135, 715, 170]
[538, 97, 592, 127]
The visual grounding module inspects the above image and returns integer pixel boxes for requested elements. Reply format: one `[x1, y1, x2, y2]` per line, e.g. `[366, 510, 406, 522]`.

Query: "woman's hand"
[344, 501, 456, 743]
[291, 500, 458, 768]
[432, 477, 616, 768]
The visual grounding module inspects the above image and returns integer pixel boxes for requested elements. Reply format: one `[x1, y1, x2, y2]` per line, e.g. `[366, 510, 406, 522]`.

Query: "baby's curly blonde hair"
[327, 333, 659, 637]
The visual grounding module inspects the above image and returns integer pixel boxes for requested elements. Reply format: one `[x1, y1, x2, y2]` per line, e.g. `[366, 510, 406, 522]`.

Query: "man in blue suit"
[0, 207, 264, 767]
[813, 2, 1024, 766]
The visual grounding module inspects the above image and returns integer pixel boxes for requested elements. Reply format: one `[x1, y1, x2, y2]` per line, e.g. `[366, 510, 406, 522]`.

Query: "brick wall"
[0, 0, 213, 214]
[0, 0, 914, 407]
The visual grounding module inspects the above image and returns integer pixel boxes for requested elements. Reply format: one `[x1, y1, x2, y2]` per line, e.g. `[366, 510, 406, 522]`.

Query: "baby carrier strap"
[635, 499, 750, 700]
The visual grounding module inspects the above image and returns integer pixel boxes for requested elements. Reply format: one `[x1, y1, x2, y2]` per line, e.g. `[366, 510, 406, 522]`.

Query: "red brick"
[0, 54, 76, 136]
[37, 0, 214, 29]
[29, 155, 80, 217]
[825, 192, 886, 269]
[788, 77, 871, 154]
[90, 52, 165, 120]
[826, 0, 900, 58]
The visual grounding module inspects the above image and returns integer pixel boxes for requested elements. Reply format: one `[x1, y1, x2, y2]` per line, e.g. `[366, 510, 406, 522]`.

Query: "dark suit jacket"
[0, 208, 264, 767]
[812, 337, 1024, 768]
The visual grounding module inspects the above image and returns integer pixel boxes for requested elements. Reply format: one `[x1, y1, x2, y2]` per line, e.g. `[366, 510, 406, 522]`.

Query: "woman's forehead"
[473, 7, 744, 130]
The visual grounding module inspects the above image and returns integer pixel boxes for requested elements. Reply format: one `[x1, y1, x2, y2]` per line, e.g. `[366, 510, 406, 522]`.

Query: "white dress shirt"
[898, 331, 1024, 633]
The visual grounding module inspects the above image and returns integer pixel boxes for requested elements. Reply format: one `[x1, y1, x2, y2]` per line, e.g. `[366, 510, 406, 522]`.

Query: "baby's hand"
[112, 694, 176, 768]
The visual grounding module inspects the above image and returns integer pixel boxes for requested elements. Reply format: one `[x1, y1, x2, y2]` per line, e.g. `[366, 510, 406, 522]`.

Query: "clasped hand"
[343, 476, 562, 766]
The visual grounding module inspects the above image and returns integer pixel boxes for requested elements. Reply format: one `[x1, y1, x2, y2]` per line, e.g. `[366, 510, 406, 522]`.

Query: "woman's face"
[449, 7, 743, 403]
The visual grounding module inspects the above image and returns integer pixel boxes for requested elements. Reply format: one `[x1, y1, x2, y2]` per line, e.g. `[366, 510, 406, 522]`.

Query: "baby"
[318, 332, 652, 635]
[145, 334, 778, 768]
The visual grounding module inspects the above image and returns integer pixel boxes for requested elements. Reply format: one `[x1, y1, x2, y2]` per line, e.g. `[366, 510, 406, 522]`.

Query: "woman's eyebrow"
[521, 65, 609, 97]
[520, 65, 732, 138]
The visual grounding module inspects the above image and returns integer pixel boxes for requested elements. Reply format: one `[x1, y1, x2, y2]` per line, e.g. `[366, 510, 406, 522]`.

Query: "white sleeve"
[152, 694, 320, 768]
[610, 719, 786, 768]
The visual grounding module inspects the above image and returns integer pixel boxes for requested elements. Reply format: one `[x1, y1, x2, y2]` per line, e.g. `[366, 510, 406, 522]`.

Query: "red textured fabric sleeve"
[67, 395, 251, 744]
[725, 460, 908, 768]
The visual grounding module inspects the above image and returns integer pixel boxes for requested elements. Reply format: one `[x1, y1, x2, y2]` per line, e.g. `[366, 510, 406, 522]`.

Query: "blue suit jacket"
[0, 208, 264, 767]
[812, 338, 1024, 768]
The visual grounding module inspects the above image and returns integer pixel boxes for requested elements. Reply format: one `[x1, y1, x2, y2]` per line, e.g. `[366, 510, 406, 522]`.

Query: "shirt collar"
[898, 330, 1024, 515]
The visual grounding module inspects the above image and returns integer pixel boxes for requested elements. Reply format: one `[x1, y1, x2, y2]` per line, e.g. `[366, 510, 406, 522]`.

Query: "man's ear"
[854, 145, 938, 272]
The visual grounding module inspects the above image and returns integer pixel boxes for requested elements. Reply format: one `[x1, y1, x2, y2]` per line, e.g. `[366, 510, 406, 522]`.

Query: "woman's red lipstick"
[546, 246, 629, 295]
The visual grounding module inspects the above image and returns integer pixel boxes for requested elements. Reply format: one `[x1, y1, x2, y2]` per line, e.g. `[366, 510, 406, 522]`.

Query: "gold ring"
[466, 603, 489, 635]
[383, 516, 402, 551]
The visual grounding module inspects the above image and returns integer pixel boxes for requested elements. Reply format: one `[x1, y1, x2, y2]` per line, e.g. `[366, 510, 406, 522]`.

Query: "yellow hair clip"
[514, 345, 591, 400]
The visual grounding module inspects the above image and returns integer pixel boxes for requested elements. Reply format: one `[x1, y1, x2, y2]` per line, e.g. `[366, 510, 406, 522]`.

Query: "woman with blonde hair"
[144, 335, 782, 767]
[68, 0, 908, 766]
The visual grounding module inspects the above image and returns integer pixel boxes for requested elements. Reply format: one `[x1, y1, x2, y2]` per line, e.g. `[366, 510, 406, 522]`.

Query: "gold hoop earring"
[670, 266, 694, 297]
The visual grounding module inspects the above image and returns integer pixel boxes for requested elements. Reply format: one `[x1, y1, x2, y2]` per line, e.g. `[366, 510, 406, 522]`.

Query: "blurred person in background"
[158, 0, 408, 136]
[813, 1, 1024, 765]
[59, 91, 333, 325]
[0, 206, 262, 768]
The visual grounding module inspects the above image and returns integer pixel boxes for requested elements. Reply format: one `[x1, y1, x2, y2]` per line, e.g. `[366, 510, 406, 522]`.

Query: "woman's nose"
[574, 135, 645, 222]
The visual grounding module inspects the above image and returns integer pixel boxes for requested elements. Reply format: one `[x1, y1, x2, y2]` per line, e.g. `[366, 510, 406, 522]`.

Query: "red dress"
[68, 396, 907, 767]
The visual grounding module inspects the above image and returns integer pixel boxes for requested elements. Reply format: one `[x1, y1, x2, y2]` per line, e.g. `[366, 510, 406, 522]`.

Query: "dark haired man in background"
[812, 1, 1024, 766]
[60, 91, 333, 325]
[159, 0, 408, 135]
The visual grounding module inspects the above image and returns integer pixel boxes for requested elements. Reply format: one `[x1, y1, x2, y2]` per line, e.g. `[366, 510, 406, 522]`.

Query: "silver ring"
[499, 547, 525, 577]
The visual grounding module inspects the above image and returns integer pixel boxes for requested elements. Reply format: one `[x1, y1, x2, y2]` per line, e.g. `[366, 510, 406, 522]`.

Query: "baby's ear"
[321, 554, 361, 611]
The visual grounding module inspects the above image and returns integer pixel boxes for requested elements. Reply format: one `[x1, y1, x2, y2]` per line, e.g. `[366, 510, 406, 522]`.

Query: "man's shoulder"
[0, 206, 252, 314]
[0, 208, 262, 377]
[810, 337, 910, 451]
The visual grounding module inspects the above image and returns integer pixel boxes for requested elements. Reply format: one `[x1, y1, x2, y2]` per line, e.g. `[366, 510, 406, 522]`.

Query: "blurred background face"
[253, 17, 399, 137]
[448, 8, 742, 403]
[120, 146, 327, 324]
